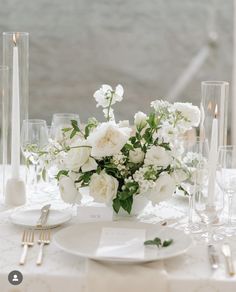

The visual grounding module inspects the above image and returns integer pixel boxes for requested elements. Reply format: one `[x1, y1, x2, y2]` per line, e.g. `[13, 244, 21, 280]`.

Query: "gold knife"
[36, 204, 51, 229]
[222, 243, 235, 276]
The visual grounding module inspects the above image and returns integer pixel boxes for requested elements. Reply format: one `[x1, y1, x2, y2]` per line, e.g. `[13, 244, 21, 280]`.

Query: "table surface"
[1, 187, 236, 292]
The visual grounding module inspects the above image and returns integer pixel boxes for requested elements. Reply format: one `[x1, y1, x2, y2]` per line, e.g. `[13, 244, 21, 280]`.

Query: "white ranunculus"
[173, 102, 201, 129]
[81, 157, 98, 172]
[87, 121, 131, 157]
[171, 169, 188, 184]
[134, 111, 147, 128]
[129, 148, 145, 164]
[59, 176, 81, 204]
[93, 84, 124, 108]
[147, 173, 176, 204]
[65, 141, 91, 171]
[144, 145, 172, 168]
[89, 171, 118, 204]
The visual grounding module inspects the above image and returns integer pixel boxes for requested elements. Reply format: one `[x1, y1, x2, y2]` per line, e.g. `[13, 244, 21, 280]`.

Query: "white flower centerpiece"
[47, 84, 200, 214]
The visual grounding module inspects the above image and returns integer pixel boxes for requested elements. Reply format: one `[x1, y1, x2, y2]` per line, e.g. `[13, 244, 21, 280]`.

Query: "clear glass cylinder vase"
[2, 32, 29, 192]
[201, 81, 229, 146]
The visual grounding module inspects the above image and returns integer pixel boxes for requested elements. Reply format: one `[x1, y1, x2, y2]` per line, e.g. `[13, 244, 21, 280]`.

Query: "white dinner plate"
[54, 221, 192, 263]
[10, 208, 72, 229]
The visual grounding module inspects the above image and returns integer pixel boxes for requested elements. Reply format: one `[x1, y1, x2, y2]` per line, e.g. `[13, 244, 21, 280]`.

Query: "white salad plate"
[54, 221, 192, 263]
[10, 208, 72, 229]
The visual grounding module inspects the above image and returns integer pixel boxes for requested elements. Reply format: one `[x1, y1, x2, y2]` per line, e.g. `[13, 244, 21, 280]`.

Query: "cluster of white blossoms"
[48, 84, 201, 214]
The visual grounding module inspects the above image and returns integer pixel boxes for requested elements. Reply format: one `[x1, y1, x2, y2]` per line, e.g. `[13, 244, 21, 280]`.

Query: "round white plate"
[54, 221, 192, 263]
[10, 209, 72, 229]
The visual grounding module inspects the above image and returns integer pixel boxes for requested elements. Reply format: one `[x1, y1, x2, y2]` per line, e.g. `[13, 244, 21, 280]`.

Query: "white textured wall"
[0, 0, 233, 125]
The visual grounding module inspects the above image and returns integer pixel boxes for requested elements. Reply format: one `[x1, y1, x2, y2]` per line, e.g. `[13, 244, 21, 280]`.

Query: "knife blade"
[36, 204, 51, 229]
[222, 243, 235, 276]
[208, 244, 219, 270]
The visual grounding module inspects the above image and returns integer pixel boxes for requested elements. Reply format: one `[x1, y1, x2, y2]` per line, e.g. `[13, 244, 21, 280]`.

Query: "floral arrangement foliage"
[47, 84, 200, 214]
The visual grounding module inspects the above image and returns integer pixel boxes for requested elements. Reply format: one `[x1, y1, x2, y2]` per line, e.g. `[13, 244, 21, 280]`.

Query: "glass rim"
[22, 119, 47, 124]
[52, 113, 79, 117]
[218, 145, 236, 149]
[0, 65, 9, 71]
[3, 32, 29, 36]
[201, 81, 229, 87]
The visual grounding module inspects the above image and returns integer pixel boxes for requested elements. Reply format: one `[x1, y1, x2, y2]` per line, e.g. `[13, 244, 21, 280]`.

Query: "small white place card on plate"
[76, 206, 113, 222]
[96, 227, 146, 259]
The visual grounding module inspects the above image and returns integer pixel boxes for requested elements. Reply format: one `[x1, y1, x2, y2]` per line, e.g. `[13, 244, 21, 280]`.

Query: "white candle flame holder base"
[5, 178, 26, 206]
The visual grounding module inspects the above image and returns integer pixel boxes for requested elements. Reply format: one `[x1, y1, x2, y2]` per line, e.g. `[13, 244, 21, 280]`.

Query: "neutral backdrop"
[0, 0, 233, 127]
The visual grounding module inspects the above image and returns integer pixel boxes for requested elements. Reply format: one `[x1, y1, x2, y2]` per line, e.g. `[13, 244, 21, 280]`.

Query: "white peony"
[89, 171, 118, 204]
[129, 148, 145, 164]
[65, 141, 91, 171]
[87, 121, 131, 157]
[81, 157, 98, 172]
[147, 173, 176, 204]
[134, 111, 147, 128]
[173, 102, 201, 129]
[93, 84, 124, 108]
[144, 145, 172, 168]
[59, 176, 81, 204]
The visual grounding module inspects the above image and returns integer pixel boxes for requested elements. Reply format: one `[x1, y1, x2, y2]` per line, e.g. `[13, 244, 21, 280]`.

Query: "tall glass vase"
[201, 81, 229, 146]
[2, 32, 29, 204]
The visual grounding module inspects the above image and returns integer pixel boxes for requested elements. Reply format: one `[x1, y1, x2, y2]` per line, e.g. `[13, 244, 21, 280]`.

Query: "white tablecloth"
[1, 190, 236, 292]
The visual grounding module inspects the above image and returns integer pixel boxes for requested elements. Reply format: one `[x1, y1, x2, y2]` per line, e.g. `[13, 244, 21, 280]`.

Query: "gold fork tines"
[36, 230, 51, 266]
[19, 229, 34, 265]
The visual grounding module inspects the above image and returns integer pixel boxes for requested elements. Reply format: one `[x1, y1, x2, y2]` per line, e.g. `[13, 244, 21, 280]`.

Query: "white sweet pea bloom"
[103, 108, 114, 121]
[81, 157, 98, 172]
[87, 121, 131, 157]
[65, 141, 91, 171]
[59, 175, 82, 204]
[144, 145, 172, 168]
[173, 102, 201, 129]
[147, 173, 176, 204]
[118, 120, 130, 128]
[89, 171, 118, 204]
[129, 148, 145, 164]
[93, 84, 124, 108]
[171, 169, 188, 184]
[134, 111, 147, 128]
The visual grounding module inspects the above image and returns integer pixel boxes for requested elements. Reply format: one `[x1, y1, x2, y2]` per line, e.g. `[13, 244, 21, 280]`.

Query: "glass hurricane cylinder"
[2, 32, 29, 195]
[201, 81, 229, 146]
[0, 66, 9, 200]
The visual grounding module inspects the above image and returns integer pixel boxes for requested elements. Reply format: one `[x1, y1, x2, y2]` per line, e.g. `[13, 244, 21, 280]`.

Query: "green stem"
[106, 91, 114, 121]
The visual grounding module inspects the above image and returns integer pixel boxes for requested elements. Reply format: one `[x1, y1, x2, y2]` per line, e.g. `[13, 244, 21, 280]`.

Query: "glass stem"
[33, 163, 38, 192]
[228, 194, 233, 226]
[188, 194, 194, 225]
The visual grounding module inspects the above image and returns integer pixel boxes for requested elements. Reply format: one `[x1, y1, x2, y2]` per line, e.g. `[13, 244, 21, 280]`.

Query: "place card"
[76, 206, 113, 222]
[96, 227, 146, 259]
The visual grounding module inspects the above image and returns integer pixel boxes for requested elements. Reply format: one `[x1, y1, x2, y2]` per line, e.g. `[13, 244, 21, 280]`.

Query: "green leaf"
[56, 170, 69, 180]
[113, 197, 121, 213]
[162, 239, 173, 247]
[42, 168, 47, 182]
[120, 196, 133, 214]
[144, 237, 162, 247]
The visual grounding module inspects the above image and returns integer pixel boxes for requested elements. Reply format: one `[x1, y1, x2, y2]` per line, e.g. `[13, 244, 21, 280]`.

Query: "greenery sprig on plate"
[144, 237, 173, 248]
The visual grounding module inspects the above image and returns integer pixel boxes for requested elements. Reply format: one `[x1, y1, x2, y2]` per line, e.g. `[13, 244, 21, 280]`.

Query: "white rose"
[147, 173, 176, 204]
[89, 171, 118, 204]
[144, 145, 172, 168]
[59, 176, 81, 204]
[65, 141, 91, 171]
[173, 102, 201, 129]
[93, 84, 124, 108]
[81, 157, 98, 172]
[129, 148, 145, 164]
[87, 121, 131, 157]
[134, 111, 147, 128]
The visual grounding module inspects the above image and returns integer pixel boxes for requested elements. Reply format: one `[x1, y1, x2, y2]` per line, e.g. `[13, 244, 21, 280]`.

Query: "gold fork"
[36, 230, 50, 265]
[19, 229, 34, 265]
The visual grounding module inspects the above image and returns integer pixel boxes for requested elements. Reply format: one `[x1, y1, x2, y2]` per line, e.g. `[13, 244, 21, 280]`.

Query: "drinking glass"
[195, 156, 224, 242]
[216, 145, 236, 236]
[51, 113, 80, 142]
[178, 137, 209, 233]
[21, 119, 49, 191]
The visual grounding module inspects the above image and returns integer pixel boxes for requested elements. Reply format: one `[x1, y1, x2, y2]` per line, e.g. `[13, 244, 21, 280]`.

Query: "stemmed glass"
[194, 154, 224, 242]
[21, 119, 49, 192]
[178, 137, 209, 233]
[216, 145, 236, 236]
[50, 113, 80, 142]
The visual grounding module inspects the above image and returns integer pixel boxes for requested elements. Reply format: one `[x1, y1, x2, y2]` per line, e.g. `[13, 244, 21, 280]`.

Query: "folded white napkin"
[85, 259, 168, 292]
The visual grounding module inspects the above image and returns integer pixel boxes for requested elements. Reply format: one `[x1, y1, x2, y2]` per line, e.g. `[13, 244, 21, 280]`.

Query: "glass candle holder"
[201, 81, 229, 146]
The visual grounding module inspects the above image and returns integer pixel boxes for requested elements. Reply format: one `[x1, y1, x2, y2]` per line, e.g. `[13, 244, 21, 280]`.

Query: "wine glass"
[21, 119, 49, 192]
[51, 113, 80, 142]
[195, 155, 224, 242]
[178, 137, 209, 233]
[216, 145, 236, 236]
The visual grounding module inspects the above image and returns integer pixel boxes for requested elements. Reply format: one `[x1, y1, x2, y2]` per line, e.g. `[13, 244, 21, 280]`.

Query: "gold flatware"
[36, 230, 51, 265]
[19, 229, 34, 265]
[222, 243, 235, 276]
[36, 204, 51, 229]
